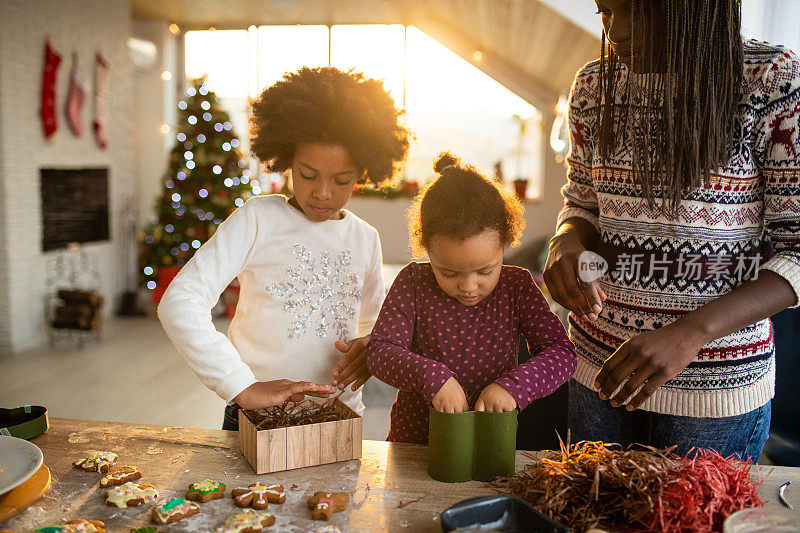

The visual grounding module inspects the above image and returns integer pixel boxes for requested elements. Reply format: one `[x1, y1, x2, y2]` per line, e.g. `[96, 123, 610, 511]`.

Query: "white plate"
[0, 435, 44, 496]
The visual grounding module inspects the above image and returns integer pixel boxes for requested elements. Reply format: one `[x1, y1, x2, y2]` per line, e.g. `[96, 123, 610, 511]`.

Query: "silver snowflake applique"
[267, 244, 361, 340]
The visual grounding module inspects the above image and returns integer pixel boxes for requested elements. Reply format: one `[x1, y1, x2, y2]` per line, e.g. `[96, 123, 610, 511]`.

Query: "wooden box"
[238, 400, 362, 474]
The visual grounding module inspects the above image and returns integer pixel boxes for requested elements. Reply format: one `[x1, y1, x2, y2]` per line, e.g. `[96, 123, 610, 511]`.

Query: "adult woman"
[544, 0, 800, 459]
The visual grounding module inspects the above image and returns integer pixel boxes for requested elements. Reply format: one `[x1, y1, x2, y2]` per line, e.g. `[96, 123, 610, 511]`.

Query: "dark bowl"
[440, 495, 570, 532]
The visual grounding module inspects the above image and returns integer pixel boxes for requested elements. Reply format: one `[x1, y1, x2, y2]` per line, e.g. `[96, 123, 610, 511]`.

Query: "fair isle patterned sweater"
[559, 40, 800, 418]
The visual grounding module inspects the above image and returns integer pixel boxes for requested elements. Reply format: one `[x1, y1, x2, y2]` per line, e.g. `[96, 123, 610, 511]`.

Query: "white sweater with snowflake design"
[158, 195, 385, 415]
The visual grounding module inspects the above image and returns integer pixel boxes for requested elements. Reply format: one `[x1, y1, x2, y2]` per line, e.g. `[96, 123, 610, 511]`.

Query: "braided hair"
[597, 0, 744, 215]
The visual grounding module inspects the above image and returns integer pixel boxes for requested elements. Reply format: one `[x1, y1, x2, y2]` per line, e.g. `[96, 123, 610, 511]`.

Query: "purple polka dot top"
[365, 262, 577, 444]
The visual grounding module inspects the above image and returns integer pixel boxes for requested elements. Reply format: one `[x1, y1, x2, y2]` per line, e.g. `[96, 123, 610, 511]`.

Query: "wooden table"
[4, 418, 800, 532]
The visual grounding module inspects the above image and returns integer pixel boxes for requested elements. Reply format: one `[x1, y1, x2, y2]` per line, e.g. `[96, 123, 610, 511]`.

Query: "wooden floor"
[0, 316, 397, 440]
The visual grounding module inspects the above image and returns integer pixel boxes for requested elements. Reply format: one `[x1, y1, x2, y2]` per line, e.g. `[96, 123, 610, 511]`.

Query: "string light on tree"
[139, 77, 252, 297]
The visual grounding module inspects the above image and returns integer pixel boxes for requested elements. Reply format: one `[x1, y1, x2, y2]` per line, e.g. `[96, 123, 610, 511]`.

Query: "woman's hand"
[331, 335, 371, 391]
[543, 222, 606, 321]
[233, 380, 337, 410]
[432, 377, 470, 413]
[594, 321, 707, 410]
[474, 383, 517, 412]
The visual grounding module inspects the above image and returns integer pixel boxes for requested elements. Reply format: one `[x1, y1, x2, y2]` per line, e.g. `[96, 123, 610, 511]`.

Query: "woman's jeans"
[222, 403, 241, 431]
[568, 379, 771, 460]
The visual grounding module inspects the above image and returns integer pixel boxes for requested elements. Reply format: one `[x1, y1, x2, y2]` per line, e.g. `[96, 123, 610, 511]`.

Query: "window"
[184, 25, 542, 199]
[257, 25, 329, 90]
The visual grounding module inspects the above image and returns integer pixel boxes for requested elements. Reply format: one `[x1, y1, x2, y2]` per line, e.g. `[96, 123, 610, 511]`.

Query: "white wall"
[0, 0, 135, 354]
[742, 0, 800, 54]
[132, 20, 179, 229]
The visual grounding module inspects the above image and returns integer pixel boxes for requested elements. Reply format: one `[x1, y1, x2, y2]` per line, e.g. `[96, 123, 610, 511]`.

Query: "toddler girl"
[366, 153, 576, 443]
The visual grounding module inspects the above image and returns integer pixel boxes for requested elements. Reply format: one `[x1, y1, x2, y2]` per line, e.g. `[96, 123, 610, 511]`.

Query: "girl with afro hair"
[159, 67, 409, 428]
[365, 153, 576, 444]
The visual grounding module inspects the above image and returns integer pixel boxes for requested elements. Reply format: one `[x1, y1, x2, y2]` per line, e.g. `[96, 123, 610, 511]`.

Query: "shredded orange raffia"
[490, 436, 674, 531]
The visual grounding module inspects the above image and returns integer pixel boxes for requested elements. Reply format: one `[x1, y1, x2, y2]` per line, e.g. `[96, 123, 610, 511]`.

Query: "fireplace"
[40, 167, 109, 252]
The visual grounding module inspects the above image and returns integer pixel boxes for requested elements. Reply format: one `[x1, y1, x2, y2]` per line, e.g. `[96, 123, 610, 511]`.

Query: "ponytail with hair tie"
[433, 152, 460, 174]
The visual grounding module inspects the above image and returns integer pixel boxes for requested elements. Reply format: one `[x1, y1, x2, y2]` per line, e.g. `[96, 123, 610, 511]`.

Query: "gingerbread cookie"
[34, 519, 106, 532]
[186, 478, 226, 502]
[105, 481, 159, 507]
[151, 496, 201, 524]
[232, 483, 286, 509]
[100, 465, 142, 487]
[214, 509, 276, 532]
[307, 491, 348, 520]
[73, 451, 117, 473]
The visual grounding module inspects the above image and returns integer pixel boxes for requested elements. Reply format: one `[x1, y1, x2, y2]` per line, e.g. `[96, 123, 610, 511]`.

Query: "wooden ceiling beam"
[410, 14, 558, 118]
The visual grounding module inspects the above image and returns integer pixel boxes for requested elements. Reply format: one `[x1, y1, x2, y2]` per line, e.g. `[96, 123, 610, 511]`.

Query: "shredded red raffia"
[634, 448, 771, 533]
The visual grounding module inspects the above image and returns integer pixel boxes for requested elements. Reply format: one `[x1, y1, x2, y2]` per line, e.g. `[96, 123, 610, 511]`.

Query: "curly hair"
[249, 67, 409, 186]
[408, 153, 525, 257]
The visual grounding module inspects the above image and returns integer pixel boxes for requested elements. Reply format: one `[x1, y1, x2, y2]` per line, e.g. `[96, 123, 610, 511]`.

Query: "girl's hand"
[594, 321, 707, 410]
[233, 380, 337, 410]
[475, 383, 517, 412]
[543, 225, 606, 321]
[331, 335, 371, 391]
[432, 377, 470, 413]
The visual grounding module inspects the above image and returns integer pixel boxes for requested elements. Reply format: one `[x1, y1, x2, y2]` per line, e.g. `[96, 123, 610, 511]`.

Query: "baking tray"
[440, 495, 570, 532]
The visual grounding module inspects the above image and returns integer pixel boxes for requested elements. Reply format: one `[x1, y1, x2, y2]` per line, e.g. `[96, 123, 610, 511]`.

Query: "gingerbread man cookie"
[214, 509, 276, 532]
[73, 451, 117, 473]
[105, 481, 159, 507]
[186, 478, 226, 502]
[34, 519, 106, 532]
[307, 491, 349, 521]
[232, 482, 286, 509]
[151, 496, 201, 524]
[100, 465, 142, 487]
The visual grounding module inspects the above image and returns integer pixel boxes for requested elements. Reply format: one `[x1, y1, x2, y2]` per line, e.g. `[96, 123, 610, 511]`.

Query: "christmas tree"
[139, 78, 255, 300]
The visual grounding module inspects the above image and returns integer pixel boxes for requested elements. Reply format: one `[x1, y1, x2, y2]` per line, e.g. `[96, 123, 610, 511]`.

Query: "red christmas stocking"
[40, 40, 62, 139]
[93, 53, 109, 149]
[65, 53, 87, 137]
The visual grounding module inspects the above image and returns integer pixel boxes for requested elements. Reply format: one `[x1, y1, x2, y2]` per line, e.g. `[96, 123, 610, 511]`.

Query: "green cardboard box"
[428, 408, 517, 483]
